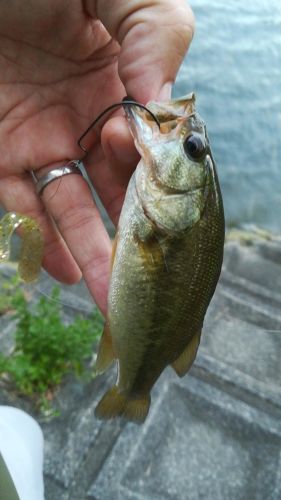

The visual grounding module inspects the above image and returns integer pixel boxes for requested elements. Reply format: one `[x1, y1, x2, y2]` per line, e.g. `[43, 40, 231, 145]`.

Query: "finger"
[39, 166, 111, 315]
[83, 115, 139, 227]
[0, 173, 82, 284]
[101, 115, 140, 185]
[84, 142, 128, 227]
[95, 0, 195, 102]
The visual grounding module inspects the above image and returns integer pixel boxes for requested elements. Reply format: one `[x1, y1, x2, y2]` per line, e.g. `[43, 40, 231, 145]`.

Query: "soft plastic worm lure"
[0, 101, 158, 282]
[0, 212, 43, 282]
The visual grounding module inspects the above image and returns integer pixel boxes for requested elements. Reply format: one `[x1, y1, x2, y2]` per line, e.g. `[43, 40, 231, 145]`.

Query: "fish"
[94, 93, 225, 424]
[0, 212, 43, 282]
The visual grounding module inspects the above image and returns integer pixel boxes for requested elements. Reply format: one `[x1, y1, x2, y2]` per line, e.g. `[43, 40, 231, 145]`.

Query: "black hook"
[77, 96, 161, 153]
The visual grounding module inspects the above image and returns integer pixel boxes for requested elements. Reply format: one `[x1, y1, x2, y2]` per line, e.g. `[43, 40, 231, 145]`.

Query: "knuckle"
[82, 252, 110, 276]
[53, 204, 96, 234]
[170, 1, 195, 50]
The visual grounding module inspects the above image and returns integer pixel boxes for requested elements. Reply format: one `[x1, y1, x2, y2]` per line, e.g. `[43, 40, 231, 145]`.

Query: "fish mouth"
[145, 93, 196, 124]
[125, 93, 196, 122]
[124, 94, 197, 146]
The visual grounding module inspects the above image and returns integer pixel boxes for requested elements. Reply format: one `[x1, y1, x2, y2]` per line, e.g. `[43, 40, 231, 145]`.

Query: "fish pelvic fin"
[171, 329, 201, 377]
[95, 386, 151, 424]
[94, 322, 115, 375]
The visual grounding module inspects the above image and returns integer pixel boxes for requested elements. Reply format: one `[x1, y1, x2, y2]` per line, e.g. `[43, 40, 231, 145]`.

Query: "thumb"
[94, 0, 195, 102]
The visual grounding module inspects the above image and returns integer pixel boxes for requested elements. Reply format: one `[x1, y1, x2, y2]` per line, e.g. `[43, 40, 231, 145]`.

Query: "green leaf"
[0, 282, 103, 412]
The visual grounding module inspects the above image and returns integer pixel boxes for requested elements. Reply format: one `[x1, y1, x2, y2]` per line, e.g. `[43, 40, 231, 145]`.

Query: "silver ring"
[32, 160, 83, 195]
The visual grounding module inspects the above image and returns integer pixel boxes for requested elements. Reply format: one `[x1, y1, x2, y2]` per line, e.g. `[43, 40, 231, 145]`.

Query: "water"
[1, 1, 280, 231]
[174, 0, 281, 230]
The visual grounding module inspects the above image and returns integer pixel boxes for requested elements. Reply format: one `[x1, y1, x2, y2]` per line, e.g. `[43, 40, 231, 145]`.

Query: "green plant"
[0, 273, 22, 314]
[0, 285, 102, 411]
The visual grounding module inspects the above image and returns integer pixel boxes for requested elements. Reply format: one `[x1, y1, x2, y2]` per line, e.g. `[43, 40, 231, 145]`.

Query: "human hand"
[0, 0, 194, 314]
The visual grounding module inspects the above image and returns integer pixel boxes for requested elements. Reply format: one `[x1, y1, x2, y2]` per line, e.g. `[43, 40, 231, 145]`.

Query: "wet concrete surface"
[1, 235, 281, 499]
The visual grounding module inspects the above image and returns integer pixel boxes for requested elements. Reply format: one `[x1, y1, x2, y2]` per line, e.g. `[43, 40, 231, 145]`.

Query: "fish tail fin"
[94, 322, 115, 375]
[95, 387, 150, 424]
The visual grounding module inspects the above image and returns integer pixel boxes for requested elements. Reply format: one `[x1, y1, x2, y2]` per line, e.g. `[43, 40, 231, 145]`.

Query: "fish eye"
[183, 134, 206, 161]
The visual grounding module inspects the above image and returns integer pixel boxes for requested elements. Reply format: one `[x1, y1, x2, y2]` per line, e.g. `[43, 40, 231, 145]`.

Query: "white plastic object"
[0, 406, 44, 500]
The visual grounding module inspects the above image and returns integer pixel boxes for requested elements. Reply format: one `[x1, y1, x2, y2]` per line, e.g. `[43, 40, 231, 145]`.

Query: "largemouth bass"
[95, 93, 225, 423]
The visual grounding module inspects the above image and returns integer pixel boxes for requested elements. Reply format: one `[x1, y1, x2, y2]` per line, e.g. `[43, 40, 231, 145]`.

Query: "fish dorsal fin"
[95, 322, 115, 374]
[111, 232, 118, 271]
[94, 233, 119, 374]
[171, 329, 201, 377]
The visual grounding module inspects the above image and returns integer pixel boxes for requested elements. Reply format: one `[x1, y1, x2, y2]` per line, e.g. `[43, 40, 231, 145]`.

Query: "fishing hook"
[77, 96, 161, 154]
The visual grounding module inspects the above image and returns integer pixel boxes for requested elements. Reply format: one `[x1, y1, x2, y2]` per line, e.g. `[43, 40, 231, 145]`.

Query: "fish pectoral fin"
[94, 322, 115, 375]
[95, 386, 151, 424]
[136, 234, 167, 271]
[171, 329, 201, 377]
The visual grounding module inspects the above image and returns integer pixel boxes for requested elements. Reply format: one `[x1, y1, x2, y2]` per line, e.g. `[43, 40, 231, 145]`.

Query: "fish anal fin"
[95, 322, 115, 375]
[123, 394, 151, 424]
[171, 329, 201, 377]
[95, 387, 151, 424]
